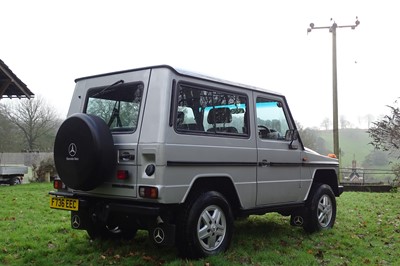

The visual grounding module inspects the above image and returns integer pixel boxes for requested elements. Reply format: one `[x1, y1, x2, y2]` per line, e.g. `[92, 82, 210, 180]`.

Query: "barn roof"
[0, 59, 34, 99]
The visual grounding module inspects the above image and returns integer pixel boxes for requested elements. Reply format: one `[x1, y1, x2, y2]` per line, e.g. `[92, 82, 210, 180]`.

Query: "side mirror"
[285, 129, 299, 150]
[285, 129, 298, 141]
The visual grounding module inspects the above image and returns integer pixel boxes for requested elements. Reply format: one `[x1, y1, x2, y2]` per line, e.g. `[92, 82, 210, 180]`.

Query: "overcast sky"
[1, 0, 399, 128]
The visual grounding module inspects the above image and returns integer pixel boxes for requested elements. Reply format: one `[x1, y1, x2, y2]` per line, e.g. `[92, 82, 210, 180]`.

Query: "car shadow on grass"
[59, 214, 310, 265]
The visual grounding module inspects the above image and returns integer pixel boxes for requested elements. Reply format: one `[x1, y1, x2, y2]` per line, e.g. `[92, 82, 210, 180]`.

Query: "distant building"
[0, 59, 34, 99]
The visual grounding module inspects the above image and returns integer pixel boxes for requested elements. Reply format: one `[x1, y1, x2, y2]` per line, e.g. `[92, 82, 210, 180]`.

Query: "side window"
[175, 83, 248, 136]
[256, 97, 290, 140]
[85, 82, 143, 133]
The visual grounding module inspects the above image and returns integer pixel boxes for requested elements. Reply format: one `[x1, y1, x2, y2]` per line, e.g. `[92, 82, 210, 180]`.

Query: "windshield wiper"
[91, 79, 124, 98]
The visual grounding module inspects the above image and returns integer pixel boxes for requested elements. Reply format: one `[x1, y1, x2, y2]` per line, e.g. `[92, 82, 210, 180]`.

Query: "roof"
[0, 59, 34, 99]
[75, 64, 283, 96]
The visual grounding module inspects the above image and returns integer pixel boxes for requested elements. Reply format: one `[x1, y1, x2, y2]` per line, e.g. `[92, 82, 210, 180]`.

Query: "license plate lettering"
[50, 196, 79, 211]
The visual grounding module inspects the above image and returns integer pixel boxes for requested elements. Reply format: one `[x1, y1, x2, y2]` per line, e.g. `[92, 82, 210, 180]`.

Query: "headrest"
[177, 111, 185, 124]
[207, 108, 232, 124]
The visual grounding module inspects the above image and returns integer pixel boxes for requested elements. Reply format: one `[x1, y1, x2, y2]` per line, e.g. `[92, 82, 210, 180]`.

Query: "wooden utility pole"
[307, 17, 360, 159]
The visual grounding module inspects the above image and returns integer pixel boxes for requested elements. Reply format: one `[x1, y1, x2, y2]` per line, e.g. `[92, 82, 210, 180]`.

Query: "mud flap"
[150, 223, 176, 246]
[290, 208, 309, 227]
[71, 210, 92, 230]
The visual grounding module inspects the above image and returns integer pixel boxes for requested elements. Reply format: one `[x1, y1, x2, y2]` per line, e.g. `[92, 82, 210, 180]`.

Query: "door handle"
[119, 152, 135, 161]
[259, 160, 269, 167]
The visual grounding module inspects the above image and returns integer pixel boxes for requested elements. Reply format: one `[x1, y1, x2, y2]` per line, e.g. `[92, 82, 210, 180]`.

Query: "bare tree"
[368, 101, 400, 158]
[340, 115, 351, 129]
[320, 117, 331, 130]
[0, 96, 59, 151]
[0, 109, 24, 151]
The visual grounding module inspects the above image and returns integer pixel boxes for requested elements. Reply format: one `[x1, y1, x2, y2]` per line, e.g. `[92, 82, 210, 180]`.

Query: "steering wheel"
[257, 125, 270, 133]
[258, 125, 270, 139]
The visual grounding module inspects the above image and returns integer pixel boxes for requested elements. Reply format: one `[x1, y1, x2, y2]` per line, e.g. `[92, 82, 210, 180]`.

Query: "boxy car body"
[50, 65, 341, 258]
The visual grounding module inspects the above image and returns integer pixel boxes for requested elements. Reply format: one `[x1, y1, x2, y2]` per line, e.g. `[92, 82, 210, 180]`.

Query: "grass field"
[1, 183, 399, 266]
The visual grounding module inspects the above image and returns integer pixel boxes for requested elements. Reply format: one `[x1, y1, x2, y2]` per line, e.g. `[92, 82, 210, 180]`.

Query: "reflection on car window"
[176, 83, 248, 136]
[256, 98, 289, 140]
[85, 82, 143, 132]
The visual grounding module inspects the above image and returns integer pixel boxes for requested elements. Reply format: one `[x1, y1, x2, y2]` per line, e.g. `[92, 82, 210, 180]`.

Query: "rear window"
[85, 82, 143, 133]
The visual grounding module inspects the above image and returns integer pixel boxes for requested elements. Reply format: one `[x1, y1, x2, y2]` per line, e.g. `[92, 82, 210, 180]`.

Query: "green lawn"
[1, 183, 399, 265]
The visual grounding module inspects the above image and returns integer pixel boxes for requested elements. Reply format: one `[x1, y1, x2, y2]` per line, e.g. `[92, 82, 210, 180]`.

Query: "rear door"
[83, 70, 151, 198]
[254, 94, 303, 205]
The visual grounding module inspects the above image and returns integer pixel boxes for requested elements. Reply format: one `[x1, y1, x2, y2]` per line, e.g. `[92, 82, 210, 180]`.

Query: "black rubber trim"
[167, 161, 258, 167]
[262, 162, 303, 167]
[107, 203, 160, 216]
[238, 202, 305, 217]
[167, 161, 337, 168]
[49, 191, 74, 197]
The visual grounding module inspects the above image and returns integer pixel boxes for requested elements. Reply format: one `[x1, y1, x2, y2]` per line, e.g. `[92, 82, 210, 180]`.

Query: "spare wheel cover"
[54, 113, 116, 191]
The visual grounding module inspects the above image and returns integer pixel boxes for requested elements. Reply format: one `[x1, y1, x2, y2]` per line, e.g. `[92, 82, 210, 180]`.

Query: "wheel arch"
[183, 176, 242, 216]
[311, 169, 340, 196]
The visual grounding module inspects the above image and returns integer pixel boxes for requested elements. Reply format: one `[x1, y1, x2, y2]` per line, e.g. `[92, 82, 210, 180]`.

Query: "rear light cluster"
[139, 186, 158, 199]
[53, 178, 66, 190]
[116, 170, 129, 180]
[53, 171, 159, 198]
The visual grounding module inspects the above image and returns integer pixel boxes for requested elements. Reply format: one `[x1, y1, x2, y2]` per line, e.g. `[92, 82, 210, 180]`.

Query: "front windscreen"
[85, 82, 143, 133]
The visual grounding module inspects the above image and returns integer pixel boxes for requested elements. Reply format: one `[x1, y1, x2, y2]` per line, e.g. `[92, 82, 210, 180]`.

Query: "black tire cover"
[54, 114, 116, 191]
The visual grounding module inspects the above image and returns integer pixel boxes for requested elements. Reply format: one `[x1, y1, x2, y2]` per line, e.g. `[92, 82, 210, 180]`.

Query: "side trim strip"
[267, 162, 303, 167]
[167, 161, 257, 167]
[303, 162, 339, 167]
[167, 161, 337, 167]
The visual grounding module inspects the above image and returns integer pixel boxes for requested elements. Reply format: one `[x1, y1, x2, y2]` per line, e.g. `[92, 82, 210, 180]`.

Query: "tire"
[9, 176, 21, 186]
[177, 191, 234, 259]
[54, 114, 116, 191]
[303, 184, 337, 233]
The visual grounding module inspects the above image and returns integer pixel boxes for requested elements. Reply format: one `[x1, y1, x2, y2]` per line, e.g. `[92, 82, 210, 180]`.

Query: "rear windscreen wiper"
[91, 79, 124, 98]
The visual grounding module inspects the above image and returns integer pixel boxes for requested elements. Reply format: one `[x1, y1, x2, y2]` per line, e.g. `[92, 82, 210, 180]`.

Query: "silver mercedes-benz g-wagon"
[50, 65, 342, 258]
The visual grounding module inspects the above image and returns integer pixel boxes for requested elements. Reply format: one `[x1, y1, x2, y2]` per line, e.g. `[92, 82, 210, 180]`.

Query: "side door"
[255, 94, 303, 205]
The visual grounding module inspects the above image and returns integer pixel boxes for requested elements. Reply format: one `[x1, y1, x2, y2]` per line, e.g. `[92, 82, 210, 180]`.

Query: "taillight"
[117, 170, 129, 180]
[139, 186, 158, 199]
[53, 179, 64, 190]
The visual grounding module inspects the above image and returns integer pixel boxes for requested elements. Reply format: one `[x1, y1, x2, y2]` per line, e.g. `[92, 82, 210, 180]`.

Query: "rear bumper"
[107, 202, 160, 216]
[49, 190, 164, 216]
[338, 185, 344, 196]
[50, 190, 177, 246]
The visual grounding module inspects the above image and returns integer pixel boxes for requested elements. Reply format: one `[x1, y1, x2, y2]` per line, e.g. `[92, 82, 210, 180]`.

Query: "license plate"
[50, 196, 79, 211]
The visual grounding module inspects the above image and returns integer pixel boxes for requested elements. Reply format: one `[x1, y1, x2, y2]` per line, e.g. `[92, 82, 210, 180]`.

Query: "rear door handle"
[259, 160, 269, 167]
[119, 152, 135, 161]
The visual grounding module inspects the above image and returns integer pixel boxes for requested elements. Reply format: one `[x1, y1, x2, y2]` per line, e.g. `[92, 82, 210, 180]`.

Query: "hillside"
[309, 128, 374, 168]
[310, 128, 400, 184]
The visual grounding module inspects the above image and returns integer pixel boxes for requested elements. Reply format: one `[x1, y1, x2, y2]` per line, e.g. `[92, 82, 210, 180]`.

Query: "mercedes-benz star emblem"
[72, 215, 81, 229]
[68, 143, 77, 157]
[153, 227, 165, 244]
[293, 216, 304, 226]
